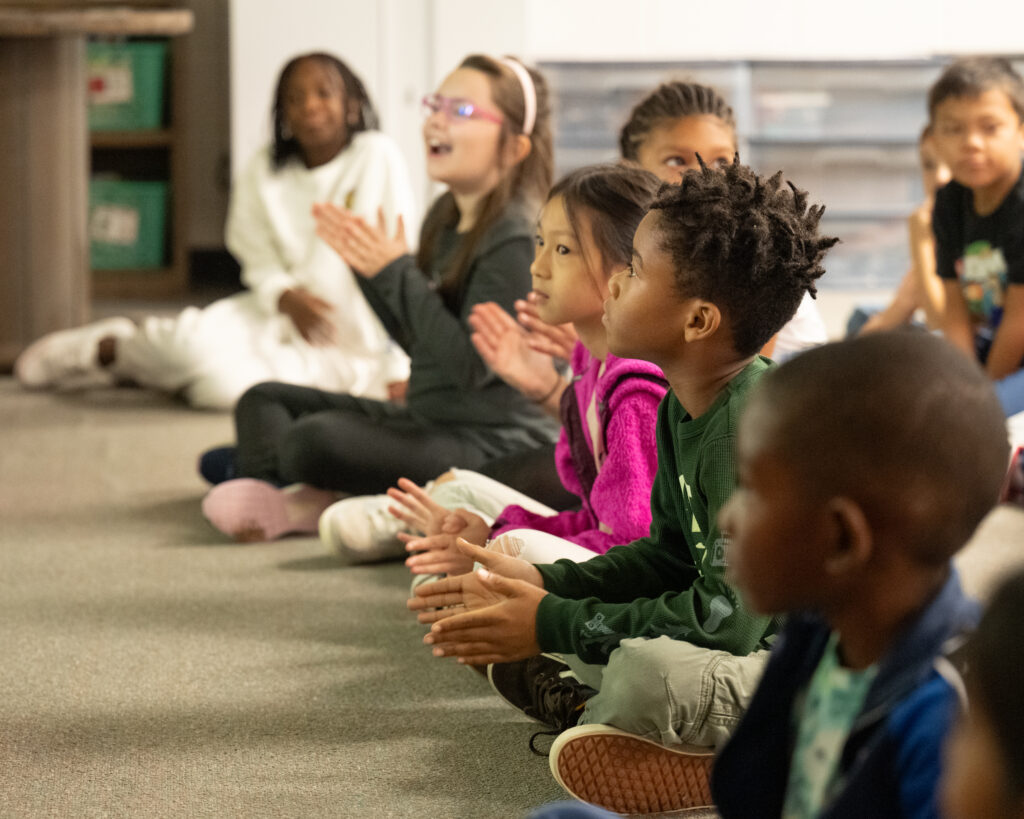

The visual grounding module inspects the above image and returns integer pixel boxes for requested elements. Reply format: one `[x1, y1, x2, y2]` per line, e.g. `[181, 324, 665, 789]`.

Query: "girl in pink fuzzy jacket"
[319, 163, 667, 572]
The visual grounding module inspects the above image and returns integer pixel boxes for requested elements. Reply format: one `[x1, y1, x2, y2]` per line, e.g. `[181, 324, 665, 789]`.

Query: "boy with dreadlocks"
[408, 159, 838, 816]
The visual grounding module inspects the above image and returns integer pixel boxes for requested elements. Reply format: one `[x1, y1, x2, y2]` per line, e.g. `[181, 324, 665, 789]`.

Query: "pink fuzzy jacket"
[490, 342, 666, 554]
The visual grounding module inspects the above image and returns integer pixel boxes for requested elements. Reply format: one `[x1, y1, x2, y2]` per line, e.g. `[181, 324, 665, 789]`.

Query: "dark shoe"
[549, 724, 715, 815]
[198, 445, 237, 485]
[488, 655, 596, 753]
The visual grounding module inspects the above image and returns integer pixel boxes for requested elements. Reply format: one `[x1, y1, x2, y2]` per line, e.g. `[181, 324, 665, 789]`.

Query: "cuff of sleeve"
[382, 342, 411, 382]
[535, 591, 582, 655]
[253, 271, 298, 315]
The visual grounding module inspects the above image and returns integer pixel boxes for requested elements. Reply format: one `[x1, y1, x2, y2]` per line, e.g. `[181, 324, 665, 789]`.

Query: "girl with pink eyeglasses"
[200, 54, 560, 543]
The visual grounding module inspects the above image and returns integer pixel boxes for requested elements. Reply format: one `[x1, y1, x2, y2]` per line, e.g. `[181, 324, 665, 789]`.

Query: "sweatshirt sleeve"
[226, 153, 297, 316]
[533, 416, 773, 664]
[359, 234, 534, 387]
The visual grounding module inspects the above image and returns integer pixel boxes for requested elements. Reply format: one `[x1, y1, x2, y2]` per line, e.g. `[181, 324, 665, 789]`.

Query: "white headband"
[501, 58, 536, 136]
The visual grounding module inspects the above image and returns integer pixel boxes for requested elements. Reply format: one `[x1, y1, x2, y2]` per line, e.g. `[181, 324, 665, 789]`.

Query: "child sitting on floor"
[409, 158, 837, 816]
[318, 163, 667, 570]
[929, 56, 1024, 418]
[712, 330, 1009, 818]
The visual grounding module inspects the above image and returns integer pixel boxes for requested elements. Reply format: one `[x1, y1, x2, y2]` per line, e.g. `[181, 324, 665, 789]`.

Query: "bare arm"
[941, 279, 977, 359]
[986, 284, 1024, 379]
[907, 204, 946, 329]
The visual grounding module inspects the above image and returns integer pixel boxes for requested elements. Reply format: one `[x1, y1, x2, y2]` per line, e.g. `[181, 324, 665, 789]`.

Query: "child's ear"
[682, 300, 721, 342]
[508, 134, 532, 167]
[823, 496, 873, 576]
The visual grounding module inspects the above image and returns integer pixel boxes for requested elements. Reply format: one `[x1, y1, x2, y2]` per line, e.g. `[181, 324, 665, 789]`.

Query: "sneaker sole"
[549, 724, 714, 815]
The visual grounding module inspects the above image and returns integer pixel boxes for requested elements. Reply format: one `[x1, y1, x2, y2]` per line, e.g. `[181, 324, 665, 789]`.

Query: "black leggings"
[234, 382, 498, 494]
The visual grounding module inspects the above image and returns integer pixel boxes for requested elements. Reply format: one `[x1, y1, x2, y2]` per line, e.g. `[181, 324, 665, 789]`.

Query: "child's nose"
[531, 249, 549, 278]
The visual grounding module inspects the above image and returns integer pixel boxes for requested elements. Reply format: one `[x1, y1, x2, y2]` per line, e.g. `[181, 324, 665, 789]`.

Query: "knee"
[277, 417, 335, 485]
[234, 381, 278, 421]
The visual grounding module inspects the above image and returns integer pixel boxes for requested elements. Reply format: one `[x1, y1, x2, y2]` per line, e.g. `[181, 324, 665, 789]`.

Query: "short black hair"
[966, 568, 1024, 800]
[619, 81, 736, 162]
[750, 330, 1009, 564]
[928, 56, 1024, 122]
[647, 158, 837, 356]
[271, 52, 378, 169]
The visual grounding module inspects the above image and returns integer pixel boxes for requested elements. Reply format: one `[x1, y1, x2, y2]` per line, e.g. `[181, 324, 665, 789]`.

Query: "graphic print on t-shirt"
[956, 240, 1008, 327]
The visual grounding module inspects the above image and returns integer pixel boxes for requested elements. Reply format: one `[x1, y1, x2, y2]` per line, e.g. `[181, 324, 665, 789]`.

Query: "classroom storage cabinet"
[540, 57, 1024, 291]
[87, 35, 186, 299]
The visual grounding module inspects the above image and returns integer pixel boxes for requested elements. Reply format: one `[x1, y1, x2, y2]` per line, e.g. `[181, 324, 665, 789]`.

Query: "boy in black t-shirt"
[929, 56, 1024, 417]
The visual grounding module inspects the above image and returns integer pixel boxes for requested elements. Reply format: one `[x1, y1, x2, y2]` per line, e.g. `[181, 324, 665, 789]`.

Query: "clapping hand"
[313, 203, 407, 277]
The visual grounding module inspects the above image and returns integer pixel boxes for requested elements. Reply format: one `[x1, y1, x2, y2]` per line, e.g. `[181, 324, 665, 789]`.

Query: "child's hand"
[423, 568, 546, 665]
[386, 477, 450, 536]
[406, 537, 544, 623]
[401, 532, 475, 576]
[468, 301, 566, 400]
[278, 288, 337, 345]
[313, 203, 407, 277]
[516, 295, 578, 360]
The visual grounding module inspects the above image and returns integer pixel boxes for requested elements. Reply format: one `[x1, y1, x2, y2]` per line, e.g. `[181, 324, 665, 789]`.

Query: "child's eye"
[534, 234, 544, 247]
[556, 244, 571, 256]
[627, 263, 637, 278]
[454, 102, 475, 119]
[664, 156, 688, 168]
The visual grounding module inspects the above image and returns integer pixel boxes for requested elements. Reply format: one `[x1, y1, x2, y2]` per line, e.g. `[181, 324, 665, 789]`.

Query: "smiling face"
[931, 88, 1024, 208]
[717, 396, 829, 615]
[634, 115, 736, 184]
[530, 195, 609, 330]
[422, 67, 506, 195]
[282, 58, 351, 168]
[602, 211, 691, 366]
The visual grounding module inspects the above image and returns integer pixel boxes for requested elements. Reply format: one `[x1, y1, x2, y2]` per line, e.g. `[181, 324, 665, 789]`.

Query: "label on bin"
[90, 205, 140, 245]
[88, 63, 134, 105]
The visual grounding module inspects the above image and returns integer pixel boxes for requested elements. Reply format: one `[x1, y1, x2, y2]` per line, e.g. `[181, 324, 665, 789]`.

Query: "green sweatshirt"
[535, 356, 781, 664]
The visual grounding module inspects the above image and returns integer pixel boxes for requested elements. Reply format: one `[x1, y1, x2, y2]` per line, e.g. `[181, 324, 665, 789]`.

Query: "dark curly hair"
[619, 81, 736, 162]
[271, 52, 378, 169]
[648, 157, 838, 357]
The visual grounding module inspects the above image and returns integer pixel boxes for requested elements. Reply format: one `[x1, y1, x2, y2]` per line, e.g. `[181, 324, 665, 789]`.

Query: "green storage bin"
[89, 179, 169, 270]
[87, 40, 168, 131]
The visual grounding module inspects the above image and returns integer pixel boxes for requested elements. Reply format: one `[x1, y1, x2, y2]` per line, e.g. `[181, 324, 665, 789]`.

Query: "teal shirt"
[535, 356, 781, 664]
[783, 633, 878, 818]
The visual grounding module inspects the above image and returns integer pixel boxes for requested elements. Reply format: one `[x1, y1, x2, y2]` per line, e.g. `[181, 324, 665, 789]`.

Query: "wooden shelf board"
[91, 128, 173, 148]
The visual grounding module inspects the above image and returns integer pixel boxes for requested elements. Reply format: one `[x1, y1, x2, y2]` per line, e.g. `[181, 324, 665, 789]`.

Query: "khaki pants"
[565, 636, 769, 749]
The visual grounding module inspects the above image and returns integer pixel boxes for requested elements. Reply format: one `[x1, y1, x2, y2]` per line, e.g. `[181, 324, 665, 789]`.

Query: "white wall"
[226, 0, 1024, 226]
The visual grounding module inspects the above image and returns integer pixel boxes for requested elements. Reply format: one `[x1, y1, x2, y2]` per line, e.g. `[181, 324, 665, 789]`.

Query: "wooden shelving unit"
[88, 35, 187, 300]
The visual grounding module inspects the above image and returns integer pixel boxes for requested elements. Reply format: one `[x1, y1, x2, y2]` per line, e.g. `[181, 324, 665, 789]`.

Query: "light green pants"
[565, 635, 770, 749]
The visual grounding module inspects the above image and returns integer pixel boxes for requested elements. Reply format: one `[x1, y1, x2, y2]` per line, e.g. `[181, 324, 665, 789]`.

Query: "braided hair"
[648, 157, 838, 357]
[619, 81, 736, 162]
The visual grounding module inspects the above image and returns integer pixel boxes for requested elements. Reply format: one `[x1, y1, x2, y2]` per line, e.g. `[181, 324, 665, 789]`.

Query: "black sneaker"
[488, 655, 597, 754]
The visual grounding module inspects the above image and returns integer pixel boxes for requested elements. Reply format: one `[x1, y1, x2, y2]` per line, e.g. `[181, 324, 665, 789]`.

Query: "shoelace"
[526, 671, 593, 757]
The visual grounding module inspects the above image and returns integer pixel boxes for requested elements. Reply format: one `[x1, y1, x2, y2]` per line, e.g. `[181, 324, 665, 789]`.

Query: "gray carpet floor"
[0, 379, 570, 818]
[2, 376, 1021, 819]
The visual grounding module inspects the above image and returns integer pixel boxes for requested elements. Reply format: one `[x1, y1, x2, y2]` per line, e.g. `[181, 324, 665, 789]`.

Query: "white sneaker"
[319, 494, 413, 563]
[14, 317, 136, 389]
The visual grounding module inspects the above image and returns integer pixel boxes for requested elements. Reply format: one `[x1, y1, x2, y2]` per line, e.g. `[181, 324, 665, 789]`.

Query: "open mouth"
[427, 138, 453, 157]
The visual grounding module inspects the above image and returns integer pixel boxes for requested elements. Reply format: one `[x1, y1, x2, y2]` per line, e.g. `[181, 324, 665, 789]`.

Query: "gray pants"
[565, 636, 769, 749]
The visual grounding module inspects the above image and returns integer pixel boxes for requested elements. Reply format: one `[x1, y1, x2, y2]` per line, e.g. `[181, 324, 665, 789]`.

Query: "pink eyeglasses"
[421, 93, 503, 125]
